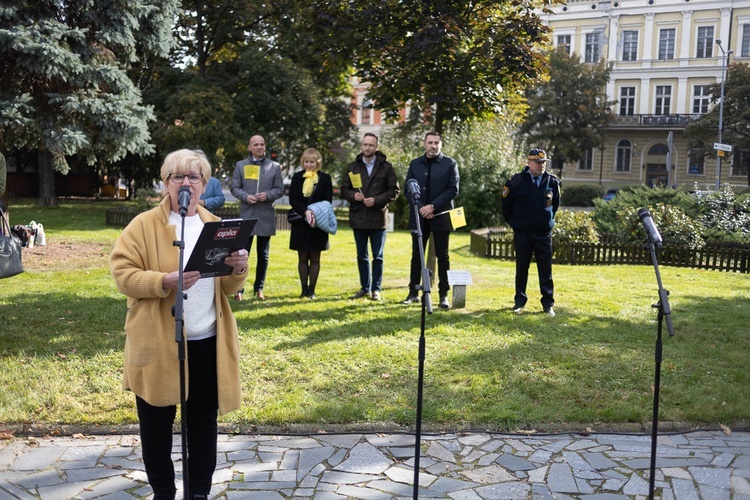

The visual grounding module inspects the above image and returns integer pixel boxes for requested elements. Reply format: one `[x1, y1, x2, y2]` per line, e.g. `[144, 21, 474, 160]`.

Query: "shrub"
[552, 210, 600, 244]
[561, 184, 603, 207]
[601, 202, 704, 248]
[592, 184, 699, 235]
[694, 183, 750, 244]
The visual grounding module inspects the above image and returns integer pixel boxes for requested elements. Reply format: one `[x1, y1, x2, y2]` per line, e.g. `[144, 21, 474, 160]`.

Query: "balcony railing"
[609, 114, 702, 128]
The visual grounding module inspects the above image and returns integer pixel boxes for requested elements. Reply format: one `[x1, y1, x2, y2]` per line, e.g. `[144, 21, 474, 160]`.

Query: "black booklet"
[185, 218, 257, 277]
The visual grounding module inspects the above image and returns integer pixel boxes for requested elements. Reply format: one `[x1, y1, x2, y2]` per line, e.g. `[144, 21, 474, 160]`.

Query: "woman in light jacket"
[110, 149, 249, 499]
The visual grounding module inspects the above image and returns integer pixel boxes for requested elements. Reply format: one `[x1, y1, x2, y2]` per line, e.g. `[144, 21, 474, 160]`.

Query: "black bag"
[287, 209, 303, 224]
[0, 210, 24, 279]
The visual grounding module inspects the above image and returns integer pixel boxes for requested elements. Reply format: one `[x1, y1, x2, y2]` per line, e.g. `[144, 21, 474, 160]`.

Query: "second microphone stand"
[644, 237, 674, 500]
[172, 212, 190, 499]
[409, 195, 433, 500]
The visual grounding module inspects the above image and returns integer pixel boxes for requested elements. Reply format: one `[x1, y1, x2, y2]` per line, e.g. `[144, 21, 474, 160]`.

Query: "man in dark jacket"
[501, 148, 561, 316]
[340, 133, 400, 301]
[402, 131, 459, 309]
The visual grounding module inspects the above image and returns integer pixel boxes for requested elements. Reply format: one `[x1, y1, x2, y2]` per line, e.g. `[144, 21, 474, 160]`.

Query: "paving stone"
[447, 489, 483, 499]
[457, 434, 491, 447]
[528, 449, 553, 464]
[575, 476, 596, 494]
[662, 467, 691, 479]
[11, 447, 65, 472]
[671, 477, 700, 499]
[384, 465, 436, 487]
[335, 484, 394, 499]
[74, 475, 141, 499]
[622, 472, 650, 496]
[547, 463, 578, 493]
[567, 439, 598, 451]
[528, 465, 548, 483]
[297, 445, 335, 479]
[495, 453, 535, 471]
[425, 441, 457, 464]
[474, 480, 529, 498]
[584, 451, 618, 470]
[336, 442, 392, 474]
[320, 470, 381, 484]
[689, 465, 731, 488]
[562, 451, 595, 471]
[697, 482, 729, 500]
[733, 475, 750, 495]
[428, 476, 480, 493]
[531, 483, 556, 499]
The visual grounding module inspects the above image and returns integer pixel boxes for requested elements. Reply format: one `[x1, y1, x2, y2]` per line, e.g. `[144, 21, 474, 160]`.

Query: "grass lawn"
[0, 199, 748, 432]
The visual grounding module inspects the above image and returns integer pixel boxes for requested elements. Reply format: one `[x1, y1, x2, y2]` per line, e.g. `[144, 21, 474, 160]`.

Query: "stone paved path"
[1, 429, 748, 499]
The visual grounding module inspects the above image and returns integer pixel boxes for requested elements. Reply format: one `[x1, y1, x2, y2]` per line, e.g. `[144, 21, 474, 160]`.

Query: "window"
[557, 34, 571, 55]
[619, 87, 635, 115]
[622, 31, 638, 61]
[658, 29, 675, 60]
[688, 147, 706, 175]
[692, 85, 711, 114]
[361, 100, 372, 125]
[616, 140, 632, 172]
[742, 25, 750, 57]
[579, 149, 594, 170]
[655, 86, 671, 115]
[697, 26, 714, 58]
[585, 33, 601, 63]
[731, 149, 750, 177]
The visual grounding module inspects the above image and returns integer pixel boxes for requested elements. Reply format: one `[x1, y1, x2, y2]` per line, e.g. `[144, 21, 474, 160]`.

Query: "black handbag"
[0, 211, 24, 279]
[287, 209, 303, 223]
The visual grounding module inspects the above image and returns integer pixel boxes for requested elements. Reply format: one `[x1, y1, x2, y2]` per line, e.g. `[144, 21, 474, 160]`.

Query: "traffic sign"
[714, 142, 733, 152]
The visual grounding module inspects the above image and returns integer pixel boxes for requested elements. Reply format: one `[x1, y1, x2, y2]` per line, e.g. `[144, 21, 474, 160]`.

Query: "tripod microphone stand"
[172, 189, 191, 499]
[639, 208, 674, 500]
[406, 181, 433, 499]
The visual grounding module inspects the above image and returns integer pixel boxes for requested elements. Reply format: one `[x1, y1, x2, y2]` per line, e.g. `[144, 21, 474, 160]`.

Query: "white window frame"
[696, 26, 714, 59]
[692, 85, 711, 114]
[616, 140, 632, 172]
[622, 30, 638, 61]
[658, 28, 675, 60]
[654, 85, 671, 115]
[619, 87, 636, 116]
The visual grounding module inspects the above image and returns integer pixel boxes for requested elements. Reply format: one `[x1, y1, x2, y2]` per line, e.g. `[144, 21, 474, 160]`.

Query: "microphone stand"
[172, 213, 190, 499]
[644, 238, 674, 500]
[410, 195, 433, 500]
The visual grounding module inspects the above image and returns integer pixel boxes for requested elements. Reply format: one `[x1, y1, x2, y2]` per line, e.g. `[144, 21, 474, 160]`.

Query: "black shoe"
[299, 288, 308, 298]
[439, 295, 450, 309]
[349, 289, 368, 299]
[308, 290, 316, 300]
[402, 293, 419, 304]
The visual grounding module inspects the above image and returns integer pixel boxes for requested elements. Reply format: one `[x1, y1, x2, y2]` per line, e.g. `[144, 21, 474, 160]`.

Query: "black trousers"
[409, 223, 451, 296]
[513, 231, 554, 309]
[136, 336, 219, 499]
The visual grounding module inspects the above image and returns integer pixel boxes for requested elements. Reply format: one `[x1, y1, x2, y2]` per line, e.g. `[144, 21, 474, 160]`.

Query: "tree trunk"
[37, 149, 58, 207]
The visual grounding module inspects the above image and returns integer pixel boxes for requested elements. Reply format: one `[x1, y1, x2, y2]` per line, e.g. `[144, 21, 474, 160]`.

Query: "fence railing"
[471, 228, 750, 273]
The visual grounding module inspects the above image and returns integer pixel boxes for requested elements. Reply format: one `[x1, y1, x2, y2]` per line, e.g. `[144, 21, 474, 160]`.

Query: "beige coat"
[110, 196, 246, 415]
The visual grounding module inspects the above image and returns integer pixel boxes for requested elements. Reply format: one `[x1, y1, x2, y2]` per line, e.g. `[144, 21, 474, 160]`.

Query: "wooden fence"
[470, 228, 750, 273]
[105, 204, 349, 232]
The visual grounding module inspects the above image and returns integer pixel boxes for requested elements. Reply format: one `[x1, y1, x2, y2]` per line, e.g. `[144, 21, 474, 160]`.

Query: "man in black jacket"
[402, 132, 459, 309]
[340, 133, 400, 301]
[501, 148, 561, 316]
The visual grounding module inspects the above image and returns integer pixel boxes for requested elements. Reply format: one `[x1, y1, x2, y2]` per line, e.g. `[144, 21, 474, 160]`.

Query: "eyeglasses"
[169, 173, 203, 184]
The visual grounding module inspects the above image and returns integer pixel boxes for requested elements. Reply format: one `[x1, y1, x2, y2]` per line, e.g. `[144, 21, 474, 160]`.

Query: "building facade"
[541, 0, 750, 190]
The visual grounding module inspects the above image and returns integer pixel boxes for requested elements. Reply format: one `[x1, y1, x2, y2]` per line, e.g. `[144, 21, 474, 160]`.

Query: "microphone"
[178, 186, 191, 216]
[638, 208, 663, 248]
[405, 178, 421, 205]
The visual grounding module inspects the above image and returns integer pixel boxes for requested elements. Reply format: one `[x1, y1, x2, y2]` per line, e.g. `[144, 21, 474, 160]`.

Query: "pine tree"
[0, 1, 179, 205]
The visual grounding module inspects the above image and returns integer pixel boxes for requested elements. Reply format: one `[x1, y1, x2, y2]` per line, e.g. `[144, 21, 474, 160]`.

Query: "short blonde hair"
[299, 148, 323, 169]
[160, 149, 211, 186]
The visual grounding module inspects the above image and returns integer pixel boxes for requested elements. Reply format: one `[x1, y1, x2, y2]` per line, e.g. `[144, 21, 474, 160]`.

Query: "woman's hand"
[162, 270, 201, 291]
[224, 248, 249, 275]
[306, 209, 316, 227]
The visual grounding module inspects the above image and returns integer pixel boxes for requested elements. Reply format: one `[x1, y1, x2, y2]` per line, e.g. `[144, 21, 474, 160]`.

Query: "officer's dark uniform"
[501, 150, 561, 312]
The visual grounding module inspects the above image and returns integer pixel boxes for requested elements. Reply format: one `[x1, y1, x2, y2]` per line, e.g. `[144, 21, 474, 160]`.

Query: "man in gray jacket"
[231, 135, 284, 300]
[340, 133, 400, 301]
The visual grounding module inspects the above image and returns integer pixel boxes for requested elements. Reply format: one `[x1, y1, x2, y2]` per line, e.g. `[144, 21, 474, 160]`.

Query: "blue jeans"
[353, 228, 387, 292]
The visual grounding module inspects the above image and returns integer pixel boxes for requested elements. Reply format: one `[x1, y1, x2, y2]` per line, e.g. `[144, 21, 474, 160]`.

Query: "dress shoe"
[233, 291, 243, 301]
[402, 293, 419, 304]
[544, 307, 556, 317]
[349, 289, 368, 299]
[438, 294, 450, 309]
[308, 291, 316, 300]
[370, 291, 381, 301]
[299, 288, 308, 298]
[512, 306, 524, 314]
[255, 290, 266, 300]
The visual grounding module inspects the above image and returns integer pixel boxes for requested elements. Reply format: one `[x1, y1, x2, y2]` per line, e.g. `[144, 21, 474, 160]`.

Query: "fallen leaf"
[720, 424, 732, 435]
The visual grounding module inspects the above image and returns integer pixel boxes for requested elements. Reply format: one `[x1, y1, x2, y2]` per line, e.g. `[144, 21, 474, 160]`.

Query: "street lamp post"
[715, 39, 733, 191]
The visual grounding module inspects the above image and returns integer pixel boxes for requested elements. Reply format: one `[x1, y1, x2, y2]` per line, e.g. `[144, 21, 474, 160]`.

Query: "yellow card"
[348, 172, 362, 189]
[449, 207, 467, 229]
[244, 164, 260, 180]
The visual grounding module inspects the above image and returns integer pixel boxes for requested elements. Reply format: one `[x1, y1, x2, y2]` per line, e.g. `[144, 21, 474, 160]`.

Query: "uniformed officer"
[501, 148, 561, 316]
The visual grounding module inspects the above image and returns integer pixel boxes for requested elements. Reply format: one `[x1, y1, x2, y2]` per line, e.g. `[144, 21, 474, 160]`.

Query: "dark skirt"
[289, 220, 329, 252]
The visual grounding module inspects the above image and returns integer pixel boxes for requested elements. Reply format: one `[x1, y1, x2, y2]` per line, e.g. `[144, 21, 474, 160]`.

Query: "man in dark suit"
[402, 132, 459, 309]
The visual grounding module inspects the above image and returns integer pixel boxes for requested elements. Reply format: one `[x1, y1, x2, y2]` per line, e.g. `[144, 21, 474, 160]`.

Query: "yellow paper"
[244, 164, 260, 180]
[449, 207, 467, 229]
[348, 172, 362, 189]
